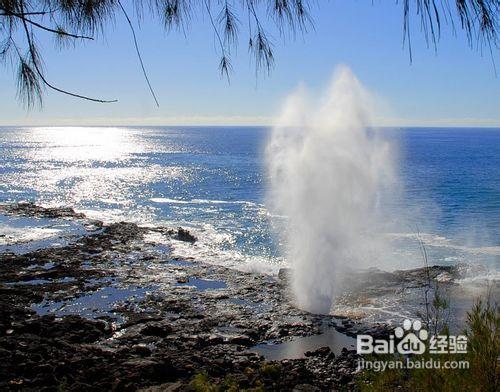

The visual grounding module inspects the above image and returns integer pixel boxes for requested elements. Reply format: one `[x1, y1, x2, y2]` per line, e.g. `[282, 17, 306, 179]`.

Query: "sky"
[0, 0, 499, 127]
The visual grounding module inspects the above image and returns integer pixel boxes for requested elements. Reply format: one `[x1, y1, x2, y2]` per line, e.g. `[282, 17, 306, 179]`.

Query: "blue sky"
[0, 0, 498, 126]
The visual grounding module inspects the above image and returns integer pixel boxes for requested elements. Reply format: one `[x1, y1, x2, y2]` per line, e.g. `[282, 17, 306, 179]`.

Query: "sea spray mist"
[266, 66, 398, 313]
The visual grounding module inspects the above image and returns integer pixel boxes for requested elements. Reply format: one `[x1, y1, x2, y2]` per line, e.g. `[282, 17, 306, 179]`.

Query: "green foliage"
[0, 1, 498, 106]
[189, 364, 284, 392]
[258, 363, 282, 379]
[0, 0, 311, 106]
[358, 297, 499, 392]
[190, 371, 266, 392]
[190, 372, 221, 392]
[465, 298, 499, 390]
[426, 281, 450, 336]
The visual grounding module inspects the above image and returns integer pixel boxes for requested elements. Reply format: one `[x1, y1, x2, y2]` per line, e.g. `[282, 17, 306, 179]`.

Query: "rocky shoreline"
[0, 202, 470, 391]
[0, 202, 372, 391]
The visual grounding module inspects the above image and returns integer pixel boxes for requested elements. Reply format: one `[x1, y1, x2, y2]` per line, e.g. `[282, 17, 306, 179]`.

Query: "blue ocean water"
[0, 126, 498, 272]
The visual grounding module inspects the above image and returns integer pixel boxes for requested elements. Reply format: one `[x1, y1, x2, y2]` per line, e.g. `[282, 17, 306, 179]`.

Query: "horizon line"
[1, 123, 500, 129]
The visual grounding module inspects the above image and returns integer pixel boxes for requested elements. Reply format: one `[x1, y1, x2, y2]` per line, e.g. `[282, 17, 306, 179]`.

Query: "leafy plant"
[1, 1, 498, 106]
[359, 297, 499, 392]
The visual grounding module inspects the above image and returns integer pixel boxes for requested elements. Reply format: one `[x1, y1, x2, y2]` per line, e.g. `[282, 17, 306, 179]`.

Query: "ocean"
[1, 126, 499, 275]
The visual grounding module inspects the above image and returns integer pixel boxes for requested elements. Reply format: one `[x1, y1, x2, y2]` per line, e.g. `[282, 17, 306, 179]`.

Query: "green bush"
[190, 370, 266, 392]
[359, 298, 499, 392]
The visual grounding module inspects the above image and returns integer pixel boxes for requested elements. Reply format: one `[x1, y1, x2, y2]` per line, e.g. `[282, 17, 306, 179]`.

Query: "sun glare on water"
[2, 127, 186, 215]
[32, 127, 140, 162]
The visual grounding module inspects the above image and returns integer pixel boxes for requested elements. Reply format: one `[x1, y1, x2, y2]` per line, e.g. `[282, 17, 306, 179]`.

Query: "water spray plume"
[267, 65, 397, 314]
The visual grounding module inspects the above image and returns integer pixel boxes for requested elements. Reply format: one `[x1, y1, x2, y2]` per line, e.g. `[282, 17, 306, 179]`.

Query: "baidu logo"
[356, 319, 469, 372]
[394, 319, 428, 354]
[357, 319, 431, 355]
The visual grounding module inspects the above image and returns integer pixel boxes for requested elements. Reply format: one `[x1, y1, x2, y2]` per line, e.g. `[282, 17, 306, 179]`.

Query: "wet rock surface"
[0, 203, 366, 391]
[7, 203, 487, 391]
[1, 202, 484, 390]
[0, 202, 86, 220]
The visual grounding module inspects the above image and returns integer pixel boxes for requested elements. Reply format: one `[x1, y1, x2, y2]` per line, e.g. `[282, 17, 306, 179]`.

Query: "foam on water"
[151, 198, 264, 206]
[1, 120, 498, 325]
[0, 214, 89, 254]
[143, 222, 284, 275]
[388, 232, 500, 256]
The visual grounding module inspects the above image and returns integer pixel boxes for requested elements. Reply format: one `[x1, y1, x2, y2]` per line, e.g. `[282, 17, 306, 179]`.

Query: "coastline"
[0, 202, 367, 391]
[0, 202, 491, 391]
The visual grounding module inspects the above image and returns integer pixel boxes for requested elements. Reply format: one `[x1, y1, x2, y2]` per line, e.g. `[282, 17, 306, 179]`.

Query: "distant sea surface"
[1, 126, 499, 273]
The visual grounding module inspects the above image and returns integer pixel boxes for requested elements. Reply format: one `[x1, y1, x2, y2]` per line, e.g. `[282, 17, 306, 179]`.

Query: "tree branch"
[1, 8, 94, 40]
[18, 1, 117, 104]
[117, 0, 159, 107]
[0, 11, 47, 16]
[204, 0, 232, 80]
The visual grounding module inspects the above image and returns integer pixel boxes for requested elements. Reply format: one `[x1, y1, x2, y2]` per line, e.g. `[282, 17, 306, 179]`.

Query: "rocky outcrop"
[0, 203, 368, 391]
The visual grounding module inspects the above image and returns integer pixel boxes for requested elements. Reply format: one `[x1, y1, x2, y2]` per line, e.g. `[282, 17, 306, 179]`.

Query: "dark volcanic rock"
[176, 227, 196, 243]
[0, 201, 86, 219]
[141, 322, 173, 338]
[278, 268, 293, 283]
[304, 346, 333, 358]
[14, 314, 110, 343]
[0, 202, 366, 391]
